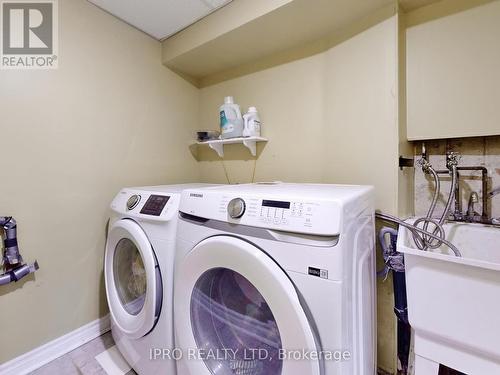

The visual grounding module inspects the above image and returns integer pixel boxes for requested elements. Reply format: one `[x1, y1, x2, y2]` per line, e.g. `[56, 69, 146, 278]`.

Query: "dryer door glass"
[113, 238, 147, 316]
[191, 267, 283, 375]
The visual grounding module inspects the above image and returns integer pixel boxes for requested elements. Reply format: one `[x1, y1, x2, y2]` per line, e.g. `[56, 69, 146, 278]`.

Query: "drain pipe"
[0, 217, 39, 286]
[378, 227, 410, 375]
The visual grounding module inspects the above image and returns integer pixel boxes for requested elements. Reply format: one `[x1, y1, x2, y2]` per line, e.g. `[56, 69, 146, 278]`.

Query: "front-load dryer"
[174, 183, 376, 375]
[104, 184, 215, 375]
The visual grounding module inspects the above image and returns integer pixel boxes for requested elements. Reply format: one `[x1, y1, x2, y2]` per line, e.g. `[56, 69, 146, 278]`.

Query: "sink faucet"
[466, 192, 480, 221]
[436, 151, 491, 223]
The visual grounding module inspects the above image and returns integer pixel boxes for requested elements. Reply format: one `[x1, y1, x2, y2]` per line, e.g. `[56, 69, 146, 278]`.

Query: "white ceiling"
[88, 0, 232, 40]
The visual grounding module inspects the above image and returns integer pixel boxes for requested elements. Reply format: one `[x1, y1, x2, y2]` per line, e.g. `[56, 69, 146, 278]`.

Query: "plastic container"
[243, 107, 261, 137]
[196, 130, 220, 142]
[219, 96, 243, 139]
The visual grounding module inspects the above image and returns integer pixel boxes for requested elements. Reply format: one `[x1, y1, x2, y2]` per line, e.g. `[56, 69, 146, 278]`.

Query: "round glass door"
[113, 238, 147, 316]
[191, 268, 283, 375]
[105, 219, 162, 339]
[174, 235, 321, 375]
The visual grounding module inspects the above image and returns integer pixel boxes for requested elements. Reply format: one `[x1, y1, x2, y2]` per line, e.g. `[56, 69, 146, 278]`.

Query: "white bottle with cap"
[242, 107, 261, 137]
[219, 96, 243, 139]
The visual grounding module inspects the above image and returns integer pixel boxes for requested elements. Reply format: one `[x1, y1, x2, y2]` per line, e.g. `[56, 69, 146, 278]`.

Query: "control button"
[126, 195, 141, 210]
[227, 198, 246, 219]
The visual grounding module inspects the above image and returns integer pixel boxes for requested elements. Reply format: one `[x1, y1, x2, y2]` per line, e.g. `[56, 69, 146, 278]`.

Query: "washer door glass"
[105, 219, 161, 339]
[191, 267, 283, 375]
[113, 238, 147, 316]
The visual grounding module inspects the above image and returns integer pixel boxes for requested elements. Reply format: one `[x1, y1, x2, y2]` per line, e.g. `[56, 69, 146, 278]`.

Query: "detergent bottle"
[219, 96, 243, 139]
[243, 107, 261, 137]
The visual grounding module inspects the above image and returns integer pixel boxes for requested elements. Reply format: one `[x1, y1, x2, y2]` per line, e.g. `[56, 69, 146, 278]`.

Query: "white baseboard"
[0, 315, 111, 375]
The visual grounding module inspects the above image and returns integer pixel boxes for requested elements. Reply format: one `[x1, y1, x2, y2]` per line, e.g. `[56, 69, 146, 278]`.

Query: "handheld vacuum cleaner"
[0, 216, 38, 286]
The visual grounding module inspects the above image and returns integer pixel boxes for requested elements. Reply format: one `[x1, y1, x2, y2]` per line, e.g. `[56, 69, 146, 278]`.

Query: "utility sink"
[397, 221, 500, 375]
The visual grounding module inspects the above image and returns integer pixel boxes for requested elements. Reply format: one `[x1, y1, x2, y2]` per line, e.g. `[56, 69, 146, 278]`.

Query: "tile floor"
[28, 332, 420, 375]
[29, 332, 136, 375]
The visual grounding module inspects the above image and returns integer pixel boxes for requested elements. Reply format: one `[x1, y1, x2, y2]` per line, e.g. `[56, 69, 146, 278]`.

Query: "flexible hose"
[376, 212, 461, 257]
[414, 165, 440, 249]
[377, 161, 461, 257]
[425, 166, 440, 219]
[412, 165, 458, 251]
[440, 165, 458, 226]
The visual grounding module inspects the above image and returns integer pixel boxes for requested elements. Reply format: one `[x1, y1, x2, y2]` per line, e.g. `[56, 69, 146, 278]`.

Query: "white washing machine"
[104, 184, 214, 375]
[174, 183, 376, 375]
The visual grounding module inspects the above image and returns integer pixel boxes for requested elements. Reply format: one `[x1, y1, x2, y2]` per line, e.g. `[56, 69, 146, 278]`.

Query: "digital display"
[262, 200, 291, 209]
[140, 195, 170, 216]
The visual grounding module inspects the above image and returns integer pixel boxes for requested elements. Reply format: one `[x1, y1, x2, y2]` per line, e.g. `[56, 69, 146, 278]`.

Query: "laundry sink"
[397, 221, 500, 375]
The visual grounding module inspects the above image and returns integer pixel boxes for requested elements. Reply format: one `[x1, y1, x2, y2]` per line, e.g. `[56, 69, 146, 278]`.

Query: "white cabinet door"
[407, 1, 500, 140]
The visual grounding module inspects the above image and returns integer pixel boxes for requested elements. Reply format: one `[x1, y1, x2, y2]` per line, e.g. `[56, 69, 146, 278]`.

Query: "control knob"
[126, 195, 141, 210]
[227, 198, 246, 219]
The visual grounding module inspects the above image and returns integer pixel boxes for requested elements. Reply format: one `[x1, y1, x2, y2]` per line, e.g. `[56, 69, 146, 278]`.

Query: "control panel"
[244, 198, 316, 229]
[179, 185, 371, 236]
[110, 189, 177, 221]
[140, 195, 170, 216]
[206, 194, 338, 235]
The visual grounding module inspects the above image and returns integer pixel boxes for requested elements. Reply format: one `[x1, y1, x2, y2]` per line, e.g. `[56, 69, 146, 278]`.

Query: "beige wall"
[197, 16, 400, 373]
[198, 17, 400, 210]
[0, 0, 199, 364]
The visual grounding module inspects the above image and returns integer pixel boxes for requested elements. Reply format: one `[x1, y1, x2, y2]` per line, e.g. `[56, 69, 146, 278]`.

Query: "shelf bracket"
[242, 139, 257, 156]
[208, 142, 224, 157]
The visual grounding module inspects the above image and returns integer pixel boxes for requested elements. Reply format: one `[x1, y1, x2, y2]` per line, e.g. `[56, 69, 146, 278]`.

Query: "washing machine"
[104, 184, 214, 375]
[174, 183, 376, 375]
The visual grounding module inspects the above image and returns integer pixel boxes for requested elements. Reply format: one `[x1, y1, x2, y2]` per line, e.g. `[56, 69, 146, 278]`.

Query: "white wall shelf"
[195, 136, 267, 157]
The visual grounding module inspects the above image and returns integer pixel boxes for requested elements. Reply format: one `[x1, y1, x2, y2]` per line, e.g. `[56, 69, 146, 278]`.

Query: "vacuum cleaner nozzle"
[1, 217, 39, 286]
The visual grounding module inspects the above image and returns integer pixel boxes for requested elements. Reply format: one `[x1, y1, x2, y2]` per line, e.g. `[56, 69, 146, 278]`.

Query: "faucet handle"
[446, 151, 461, 169]
[417, 156, 432, 172]
[470, 192, 479, 203]
[466, 192, 480, 219]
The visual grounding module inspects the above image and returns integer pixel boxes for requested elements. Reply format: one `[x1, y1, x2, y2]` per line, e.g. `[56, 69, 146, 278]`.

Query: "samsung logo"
[308, 267, 328, 279]
[190, 193, 203, 198]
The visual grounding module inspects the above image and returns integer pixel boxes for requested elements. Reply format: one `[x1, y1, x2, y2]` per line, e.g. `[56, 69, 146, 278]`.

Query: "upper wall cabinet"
[162, 0, 397, 87]
[406, 1, 500, 140]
